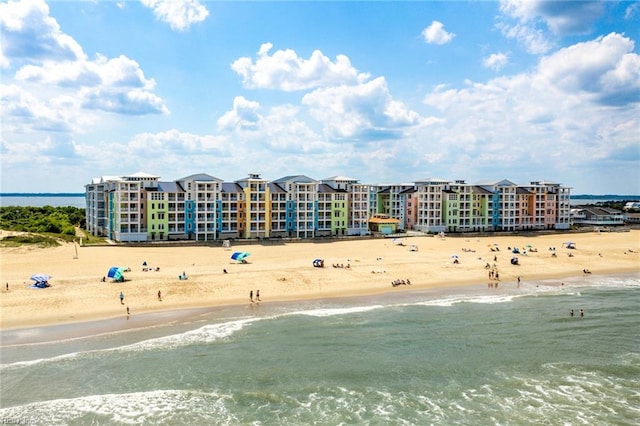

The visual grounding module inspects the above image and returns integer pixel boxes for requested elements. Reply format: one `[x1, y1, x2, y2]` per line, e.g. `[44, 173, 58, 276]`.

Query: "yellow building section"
[265, 186, 271, 238]
[368, 214, 400, 234]
[241, 184, 271, 239]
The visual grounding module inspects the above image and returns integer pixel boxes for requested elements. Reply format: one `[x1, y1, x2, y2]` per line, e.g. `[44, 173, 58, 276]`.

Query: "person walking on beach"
[517, 276, 521, 288]
[5, 282, 8, 291]
[158, 290, 162, 301]
[119, 291, 124, 305]
[256, 289, 260, 301]
[250, 290, 253, 303]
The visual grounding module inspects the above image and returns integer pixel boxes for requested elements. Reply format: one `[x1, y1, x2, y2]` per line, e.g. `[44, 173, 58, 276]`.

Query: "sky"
[1, 0, 639, 195]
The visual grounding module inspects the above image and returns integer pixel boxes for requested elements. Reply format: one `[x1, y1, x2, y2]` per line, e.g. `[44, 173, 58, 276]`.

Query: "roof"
[221, 182, 243, 193]
[574, 206, 623, 216]
[472, 186, 494, 195]
[322, 175, 359, 182]
[267, 182, 287, 193]
[476, 179, 518, 187]
[318, 183, 344, 194]
[414, 177, 450, 184]
[272, 175, 317, 184]
[516, 187, 533, 195]
[157, 181, 184, 192]
[127, 172, 160, 179]
[369, 215, 400, 224]
[178, 173, 223, 182]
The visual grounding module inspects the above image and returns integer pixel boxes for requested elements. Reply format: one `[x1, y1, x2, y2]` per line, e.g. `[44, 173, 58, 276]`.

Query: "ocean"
[0, 195, 85, 209]
[1, 275, 638, 425]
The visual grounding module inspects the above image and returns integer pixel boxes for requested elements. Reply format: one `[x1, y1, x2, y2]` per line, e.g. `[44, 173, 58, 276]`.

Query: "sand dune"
[1, 230, 639, 329]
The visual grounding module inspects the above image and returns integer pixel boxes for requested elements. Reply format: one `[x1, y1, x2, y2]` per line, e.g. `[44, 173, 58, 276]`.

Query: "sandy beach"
[1, 230, 639, 330]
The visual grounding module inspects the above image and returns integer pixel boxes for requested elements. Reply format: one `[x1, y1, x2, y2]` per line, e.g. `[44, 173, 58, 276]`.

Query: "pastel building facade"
[85, 173, 571, 242]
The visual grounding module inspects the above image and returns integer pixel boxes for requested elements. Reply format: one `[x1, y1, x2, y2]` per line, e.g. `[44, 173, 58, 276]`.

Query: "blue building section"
[185, 200, 196, 236]
[285, 200, 297, 232]
[108, 192, 115, 240]
[491, 191, 501, 229]
[215, 199, 223, 233]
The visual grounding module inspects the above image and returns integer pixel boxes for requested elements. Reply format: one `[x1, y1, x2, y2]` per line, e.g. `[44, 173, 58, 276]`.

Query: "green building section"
[331, 196, 348, 236]
[147, 199, 169, 241]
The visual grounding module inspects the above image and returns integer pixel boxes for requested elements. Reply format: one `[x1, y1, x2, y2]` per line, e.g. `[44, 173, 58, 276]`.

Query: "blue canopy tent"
[30, 274, 51, 288]
[107, 266, 127, 282]
[231, 252, 250, 263]
[312, 259, 324, 268]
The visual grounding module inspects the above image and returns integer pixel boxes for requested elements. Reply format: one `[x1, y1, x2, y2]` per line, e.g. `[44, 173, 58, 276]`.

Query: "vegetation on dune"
[0, 233, 62, 247]
[0, 206, 101, 247]
[0, 206, 85, 236]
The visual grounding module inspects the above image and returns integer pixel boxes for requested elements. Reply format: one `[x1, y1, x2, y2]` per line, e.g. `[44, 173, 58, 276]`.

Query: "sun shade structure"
[231, 252, 250, 263]
[312, 259, 324, 268]
[107, 266, 127, 282]
[30, 274, 51, 288]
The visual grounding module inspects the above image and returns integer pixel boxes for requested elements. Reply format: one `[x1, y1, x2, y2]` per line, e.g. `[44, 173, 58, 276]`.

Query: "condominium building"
[85, 172, 571, 242]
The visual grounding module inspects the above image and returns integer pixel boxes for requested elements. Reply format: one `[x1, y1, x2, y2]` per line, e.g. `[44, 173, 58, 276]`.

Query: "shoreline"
[2, 230, 639, 336]
[2, 271, 638, 347]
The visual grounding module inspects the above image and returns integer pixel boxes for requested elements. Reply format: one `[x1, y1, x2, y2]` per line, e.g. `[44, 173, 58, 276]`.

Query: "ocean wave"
[0, 317, 258, 371]
[2, 360, 638, 424]
[0, 389, 234, 425]
[289, 305, 386, 317]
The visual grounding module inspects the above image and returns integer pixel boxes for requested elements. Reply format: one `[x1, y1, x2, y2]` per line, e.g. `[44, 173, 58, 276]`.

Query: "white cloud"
[1, 0, 169, 129]
[537, 33, 640, 105]
[498, 0, 606, 54]
[0, 0, 84, 67]
[141, 0, 209, 31]
[483, 52, 509, 71]
[625, 2, 639, 19]
[496, 21, 553, 54]
[500, 0, 604, 35]
[128, 129, 227, 156]
[80, 87, 169, 115]
[421, 32, 639, 188]
[217, 98, 329, 154]
[421, 21, 455, 45]
[0, 84, 72, 133]
[231, 43, 370, 91]
[302, 77, 432, 140]
[217, 96, 262, 130]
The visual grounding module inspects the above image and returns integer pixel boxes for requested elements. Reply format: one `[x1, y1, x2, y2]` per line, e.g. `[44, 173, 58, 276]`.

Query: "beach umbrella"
[231, 252, 250, 262]
[107, 266, 127, 281]
[30, 273, 51, 283]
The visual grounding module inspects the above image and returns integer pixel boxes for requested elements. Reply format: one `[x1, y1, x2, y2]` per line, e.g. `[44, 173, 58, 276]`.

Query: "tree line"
[0, 206, 85, 236]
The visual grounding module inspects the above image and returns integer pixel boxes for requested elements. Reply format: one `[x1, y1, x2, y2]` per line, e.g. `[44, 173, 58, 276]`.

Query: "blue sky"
[1, 0, 639, 194]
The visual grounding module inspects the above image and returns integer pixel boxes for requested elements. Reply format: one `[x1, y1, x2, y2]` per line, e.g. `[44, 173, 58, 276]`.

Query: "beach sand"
[1, 230, 639, 330]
